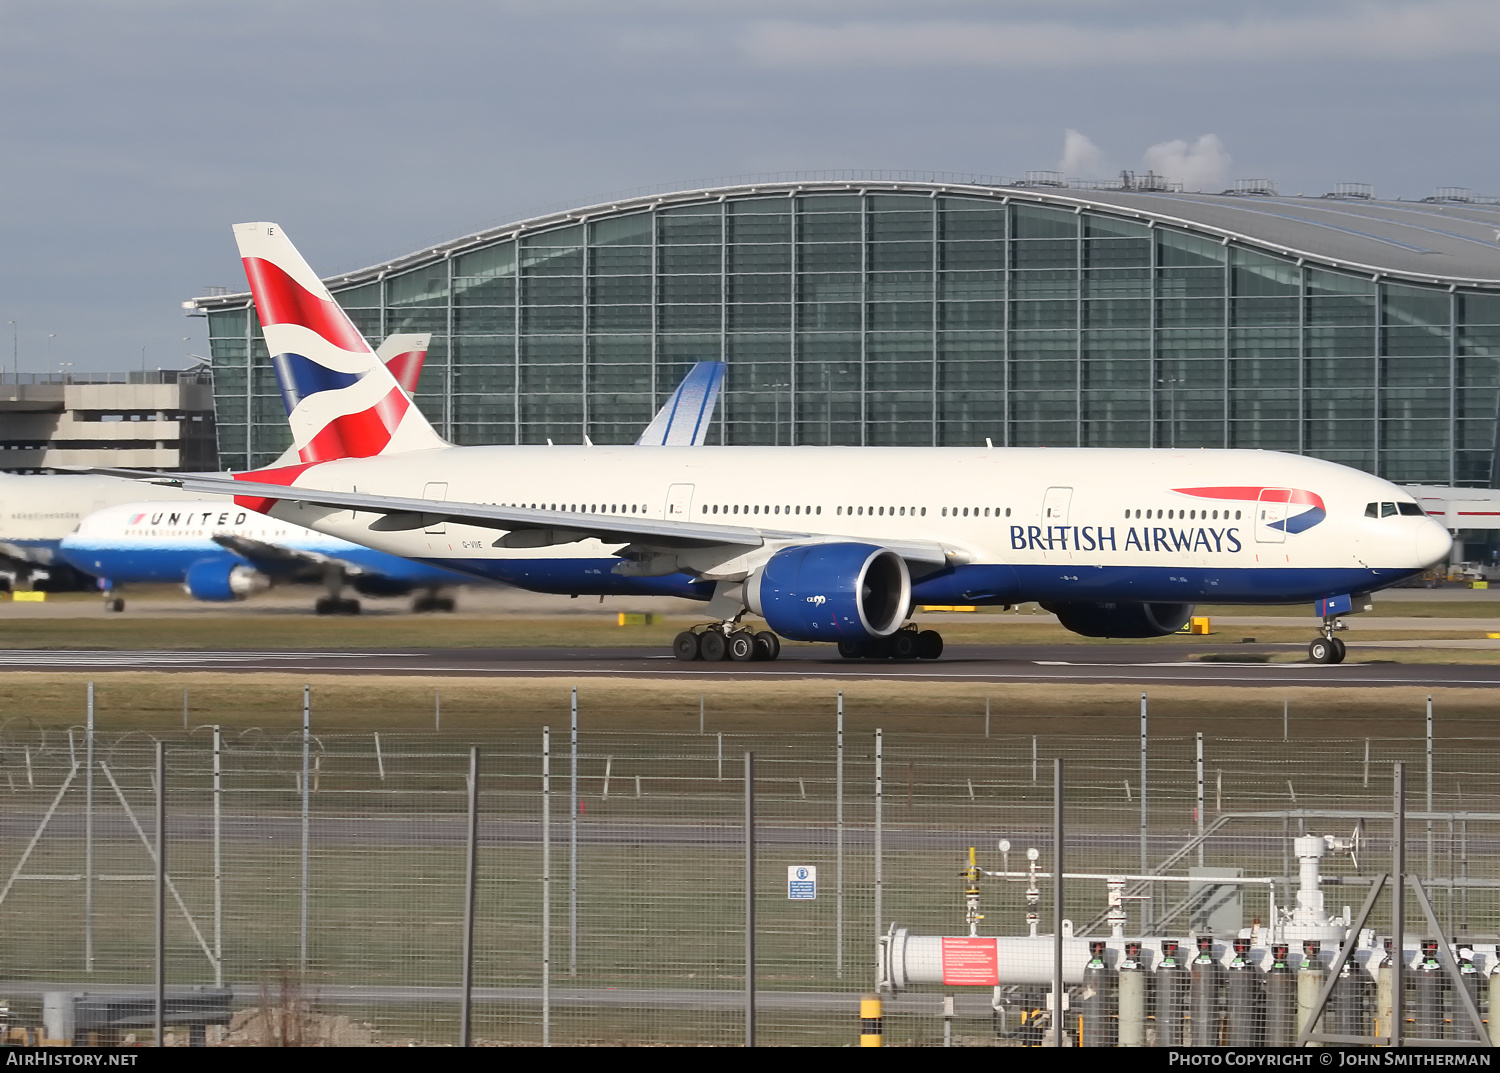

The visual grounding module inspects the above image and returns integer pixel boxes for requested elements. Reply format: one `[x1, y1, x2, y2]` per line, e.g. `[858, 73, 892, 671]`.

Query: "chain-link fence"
[1, 693, 1497, 1046]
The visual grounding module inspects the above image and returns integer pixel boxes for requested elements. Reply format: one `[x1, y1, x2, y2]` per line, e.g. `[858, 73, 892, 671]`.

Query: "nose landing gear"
[1308, 617, 1348, 664]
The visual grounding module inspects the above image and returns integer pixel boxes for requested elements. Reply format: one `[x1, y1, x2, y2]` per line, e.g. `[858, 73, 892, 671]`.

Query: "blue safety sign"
[788, 865, 816, 900]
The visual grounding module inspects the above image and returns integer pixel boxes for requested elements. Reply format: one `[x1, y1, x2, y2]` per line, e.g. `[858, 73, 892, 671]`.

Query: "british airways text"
[1010, 525, 1243, 554]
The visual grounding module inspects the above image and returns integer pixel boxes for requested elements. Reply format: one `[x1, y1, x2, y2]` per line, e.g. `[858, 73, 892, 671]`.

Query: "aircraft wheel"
[672, 631, 701, 662]
[727, 630, 757, 662]
[314, 597, 335, 615]
[437, 597, 456, 613]
[338, 598, 362, 615]
[412, 595, 435, 613]
[1330, 637, 1347, 664]
[753, 631, 781, 661]
[917, 630, 944, 660]
[699, 630, 728, 662]
[1308, 638, 1335, 664]
[890, 631, 919, 661]
[106, 597, 125, 613]
[865, 637, 893, 660]
[836, 639, 866, 660]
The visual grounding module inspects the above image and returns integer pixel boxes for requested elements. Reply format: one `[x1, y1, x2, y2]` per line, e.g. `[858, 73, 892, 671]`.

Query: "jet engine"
[183, 558, 271, 602]
[1042, 600, 1194, 638]
[745, 543, 911, 643]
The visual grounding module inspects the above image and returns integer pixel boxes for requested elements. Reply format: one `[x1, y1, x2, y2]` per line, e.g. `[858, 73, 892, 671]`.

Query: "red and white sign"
[941, 936, 999, 985]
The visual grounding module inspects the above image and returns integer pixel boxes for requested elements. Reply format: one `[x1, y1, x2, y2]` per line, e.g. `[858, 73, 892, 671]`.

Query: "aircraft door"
[665, 483, 695, 519]
[423, 482, 448, 534]
[1043, 486, 1073, 525]
[1256, 488, 1289, 544]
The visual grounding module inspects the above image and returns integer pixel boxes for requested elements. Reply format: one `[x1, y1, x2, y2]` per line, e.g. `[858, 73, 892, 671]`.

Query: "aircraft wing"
[90, 469, 957, 568]
[635, 362, 724, 447]
[211, 533, 374, 579]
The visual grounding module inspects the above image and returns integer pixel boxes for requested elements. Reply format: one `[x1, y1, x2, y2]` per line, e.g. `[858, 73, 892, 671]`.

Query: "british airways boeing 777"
[103, 223, 1452, 664]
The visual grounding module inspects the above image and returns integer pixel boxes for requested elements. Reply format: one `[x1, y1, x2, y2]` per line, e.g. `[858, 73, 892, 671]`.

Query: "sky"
[1, 0, 1498, 373]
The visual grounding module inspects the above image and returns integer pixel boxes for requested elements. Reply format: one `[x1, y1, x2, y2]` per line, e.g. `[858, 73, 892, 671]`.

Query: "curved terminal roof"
[189, 179, 1500, 310]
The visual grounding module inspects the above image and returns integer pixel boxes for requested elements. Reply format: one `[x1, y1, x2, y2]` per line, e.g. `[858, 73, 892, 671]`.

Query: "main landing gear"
[838, 626, 944, 661]
[673, 624, 782, 662]
[314, 596, 362, 615]
[411, 590, 457, 613]
[1308, 616, 1348, 664]
[672, 624, 947, 662]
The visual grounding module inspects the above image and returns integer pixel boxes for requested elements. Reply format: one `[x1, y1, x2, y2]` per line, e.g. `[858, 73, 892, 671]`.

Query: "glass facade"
[205, 187, 1500, 485]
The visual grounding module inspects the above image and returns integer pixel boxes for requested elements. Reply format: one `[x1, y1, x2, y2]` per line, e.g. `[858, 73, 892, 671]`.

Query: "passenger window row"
[940, 507, 1010, 518]
[705, 504, 822, 516]
[508, 503, 649, 514]
[838, 506, 924, 517]
[1127, 508, 1240, 521]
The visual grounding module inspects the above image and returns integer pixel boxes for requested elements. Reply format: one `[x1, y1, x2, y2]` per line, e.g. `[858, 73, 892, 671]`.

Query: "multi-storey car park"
[186, 176, 1500, 559]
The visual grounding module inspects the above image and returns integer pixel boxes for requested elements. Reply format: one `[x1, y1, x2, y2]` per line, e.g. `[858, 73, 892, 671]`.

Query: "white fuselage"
[257, 445, 1451, 607]
[0, 473, 204, 567]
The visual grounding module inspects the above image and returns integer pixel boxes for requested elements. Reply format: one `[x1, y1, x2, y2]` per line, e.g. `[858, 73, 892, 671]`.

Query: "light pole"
[768, 383, 789, 446]
[5, 320, 14, 381]
[822, 366, 832, 445]
[1157, 377, 1182, 448]
[46, 334, 57, 378]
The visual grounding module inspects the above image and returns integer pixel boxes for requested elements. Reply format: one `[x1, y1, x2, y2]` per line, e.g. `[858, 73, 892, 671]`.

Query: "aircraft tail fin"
[636, 361, 725, 447]
[233, 222, 445, 464]
[264, 332, 432, 469]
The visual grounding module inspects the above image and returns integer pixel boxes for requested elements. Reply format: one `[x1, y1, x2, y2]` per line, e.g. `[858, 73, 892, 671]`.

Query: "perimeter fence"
[1, 695, 1498, 1046]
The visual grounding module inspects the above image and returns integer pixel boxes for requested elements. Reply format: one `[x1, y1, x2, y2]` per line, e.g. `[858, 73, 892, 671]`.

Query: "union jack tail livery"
[233, 222, 446, 465]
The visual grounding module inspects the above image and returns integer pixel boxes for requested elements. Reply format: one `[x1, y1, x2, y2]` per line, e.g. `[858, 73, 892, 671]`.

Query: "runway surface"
[1, 642, 1499, 686]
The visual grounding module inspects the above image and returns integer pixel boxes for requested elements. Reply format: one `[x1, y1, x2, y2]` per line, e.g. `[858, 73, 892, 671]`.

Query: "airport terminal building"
[190, 177, 1500, 491]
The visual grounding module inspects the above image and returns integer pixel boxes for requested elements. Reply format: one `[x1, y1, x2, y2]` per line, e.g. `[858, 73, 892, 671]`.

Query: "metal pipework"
[877, 927, 1493, 991]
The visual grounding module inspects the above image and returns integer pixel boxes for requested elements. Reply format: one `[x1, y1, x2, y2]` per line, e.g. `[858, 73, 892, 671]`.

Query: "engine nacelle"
[183, 558, 270, 602]
[1042, 600, 1194, 638]
[745, 543, 911, 643]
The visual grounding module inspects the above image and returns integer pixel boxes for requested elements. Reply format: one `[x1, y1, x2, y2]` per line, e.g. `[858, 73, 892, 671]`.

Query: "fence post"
[836, 691, 844, 979]
[874, 729, 883, 952]
[744, 750, 755, 1048]
[1392, 761, 1405, 1047]
[1053, 757, 1064, 1048]
[1139, 692, 1148, 930]
[570, 686, 578, 977]
[1195, 732, 1205, 867]
[154, 740, 165, 1047]
[213, 724, 223, 989]
[549, 726, 555, 1044]
[460, 747, 479, 1046]
[300, 685, 310, 973]
[85, 681, 94, 975]
[1426, 695, 1434, 881]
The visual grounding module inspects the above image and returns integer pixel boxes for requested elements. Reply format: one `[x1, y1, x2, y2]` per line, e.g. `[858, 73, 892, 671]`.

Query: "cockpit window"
[1367, 501, 1426, 518]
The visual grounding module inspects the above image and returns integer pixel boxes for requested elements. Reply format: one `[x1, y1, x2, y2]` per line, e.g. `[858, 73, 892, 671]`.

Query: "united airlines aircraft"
[102, 223, 1452, 664]
[58, 500, 475, 613]
[0, 333, 431, 594]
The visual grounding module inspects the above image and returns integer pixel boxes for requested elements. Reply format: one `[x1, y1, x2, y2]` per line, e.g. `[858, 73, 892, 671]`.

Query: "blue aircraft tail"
[635, 361, 724, 446]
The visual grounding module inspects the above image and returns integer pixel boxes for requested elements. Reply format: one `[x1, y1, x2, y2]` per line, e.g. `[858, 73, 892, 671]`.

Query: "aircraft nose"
[1415, 519, 1453, 569]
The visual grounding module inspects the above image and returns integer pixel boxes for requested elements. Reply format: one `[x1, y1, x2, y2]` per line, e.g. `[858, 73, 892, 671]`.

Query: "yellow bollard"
[860, 993, 883, 1047]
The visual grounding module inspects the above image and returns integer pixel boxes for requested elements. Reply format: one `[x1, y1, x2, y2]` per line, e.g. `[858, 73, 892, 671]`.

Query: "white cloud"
[1142, 134, 1231, 192]
[742, 2, 1500, 68]
[1059, 129, 1109, 180]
